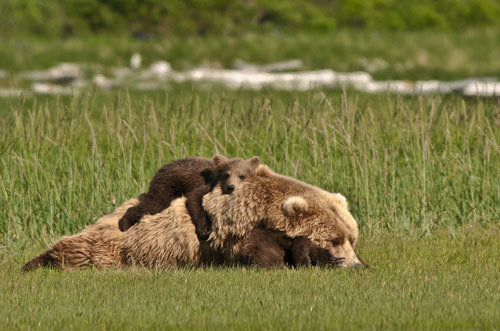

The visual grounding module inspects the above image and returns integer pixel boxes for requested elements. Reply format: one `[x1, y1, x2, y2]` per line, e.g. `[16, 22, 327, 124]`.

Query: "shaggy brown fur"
[22, 199, 138, 271]
[22, 197, 334, 271]
[118, 155, 260, 240]
[23, 165, 366, 271]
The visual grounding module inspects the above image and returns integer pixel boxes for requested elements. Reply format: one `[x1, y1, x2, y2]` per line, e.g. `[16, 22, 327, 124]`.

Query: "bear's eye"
[332, 239, 341, 246]
[239, 175, 246, 180]
[222, 173, 230, 179]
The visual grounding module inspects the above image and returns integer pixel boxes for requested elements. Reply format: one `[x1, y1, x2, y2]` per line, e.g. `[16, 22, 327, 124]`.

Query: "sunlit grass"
[2, 225, 499, 329]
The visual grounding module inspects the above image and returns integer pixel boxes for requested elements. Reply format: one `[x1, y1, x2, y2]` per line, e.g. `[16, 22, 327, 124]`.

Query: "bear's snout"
[222, 184, 235, 194]
[327, 240, 369, 269]
[336, 255, 369, 269]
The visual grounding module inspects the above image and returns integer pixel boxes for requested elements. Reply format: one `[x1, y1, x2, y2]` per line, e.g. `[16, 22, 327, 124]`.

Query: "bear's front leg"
[289, 237, 312, 267]
[118, 195, 168, 231]
[119, 205, 142, 231]
[185, 187, 212, 240]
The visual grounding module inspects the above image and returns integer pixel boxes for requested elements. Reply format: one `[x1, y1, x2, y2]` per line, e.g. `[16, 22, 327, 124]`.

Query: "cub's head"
[282, 192, 368, 269]
[211, 155, 260, 194]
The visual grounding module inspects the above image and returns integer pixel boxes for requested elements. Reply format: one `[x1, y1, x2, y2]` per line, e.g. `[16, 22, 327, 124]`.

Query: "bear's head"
[211, 155, 260, 194]
[281, 193, 367, 268]
[203, 164, 368, 269]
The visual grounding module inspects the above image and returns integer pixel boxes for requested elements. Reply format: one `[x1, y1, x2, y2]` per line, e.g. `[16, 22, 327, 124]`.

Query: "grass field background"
[1, 30, 499, 329]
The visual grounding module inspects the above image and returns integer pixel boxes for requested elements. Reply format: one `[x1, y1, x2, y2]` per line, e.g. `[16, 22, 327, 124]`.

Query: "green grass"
[2, 225, 499, 329]
[1, 90, 498, 245]
[1, 32, 499, 329]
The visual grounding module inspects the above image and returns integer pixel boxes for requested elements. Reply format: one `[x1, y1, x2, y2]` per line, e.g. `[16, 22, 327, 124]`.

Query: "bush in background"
[1, 0, 500, 38]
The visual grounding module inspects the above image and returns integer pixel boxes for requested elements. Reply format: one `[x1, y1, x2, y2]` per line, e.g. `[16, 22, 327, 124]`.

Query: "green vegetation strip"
[1, 0, 500, 38]
[1, 29, 500, 81]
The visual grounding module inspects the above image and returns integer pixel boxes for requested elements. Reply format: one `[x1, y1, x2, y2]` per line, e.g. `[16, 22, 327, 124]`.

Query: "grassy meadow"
[0, 30, 499, 329]
[2, 226, 499, 330]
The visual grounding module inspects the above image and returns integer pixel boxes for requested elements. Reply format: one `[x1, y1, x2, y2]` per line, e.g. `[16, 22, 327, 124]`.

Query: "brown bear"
[118, 154, 261, 241]
[22, 164, 367, 271]
[201, 165, 368, 268]
[22, 198, 335, 271]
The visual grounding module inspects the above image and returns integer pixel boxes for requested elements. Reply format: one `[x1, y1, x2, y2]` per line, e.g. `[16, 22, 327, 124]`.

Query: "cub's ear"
[200, 168, 217, 185]
[249, 156, 260, 168]
[213, 154, 229, 166]
[282, 196, 309, 217]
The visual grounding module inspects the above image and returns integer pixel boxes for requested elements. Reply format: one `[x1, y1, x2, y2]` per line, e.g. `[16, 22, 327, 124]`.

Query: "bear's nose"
[225, 184, 235, 193]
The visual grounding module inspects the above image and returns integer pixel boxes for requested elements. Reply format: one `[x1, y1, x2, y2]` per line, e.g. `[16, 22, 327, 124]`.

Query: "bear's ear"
[249, 156, 260, 168]
[282, 196, 309, 217]
[213, 154, 229, 166]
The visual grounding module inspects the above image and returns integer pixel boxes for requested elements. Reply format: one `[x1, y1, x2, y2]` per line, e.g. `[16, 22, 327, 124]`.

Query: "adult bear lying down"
[22, 165, 367, 271]
[22, 197, 337, 271]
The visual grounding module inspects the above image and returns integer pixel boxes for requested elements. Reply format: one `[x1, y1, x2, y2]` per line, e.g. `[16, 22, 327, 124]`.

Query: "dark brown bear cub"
[243, 228, 342, 268]
[118, 155, 260, 240]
